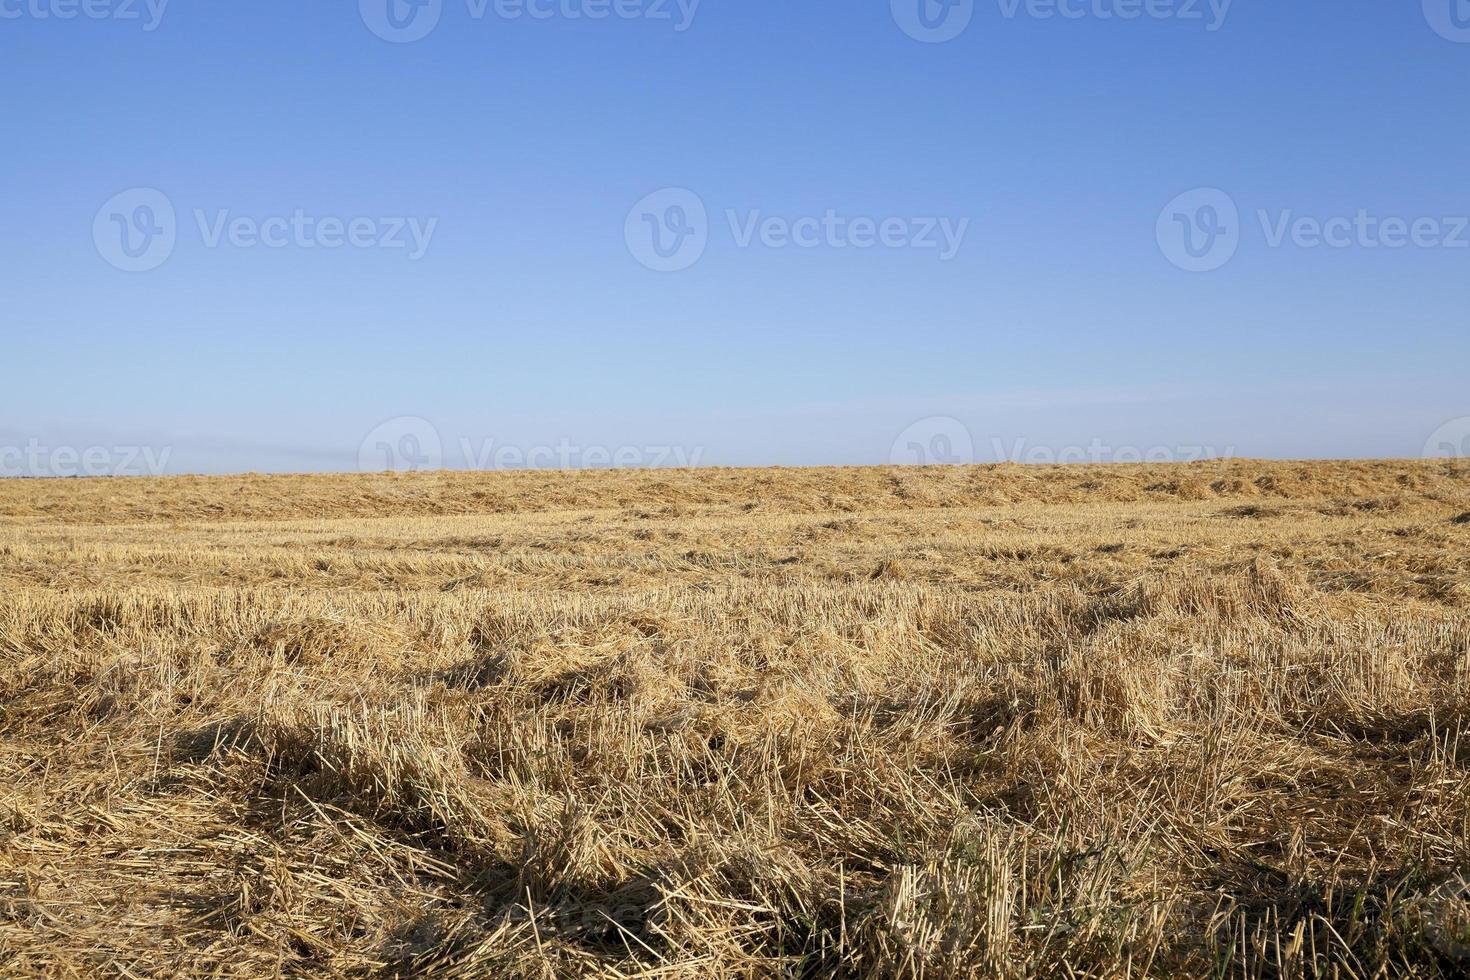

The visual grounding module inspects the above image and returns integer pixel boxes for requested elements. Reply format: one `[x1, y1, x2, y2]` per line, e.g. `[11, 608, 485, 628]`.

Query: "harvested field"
[3, 460, 1470, 977]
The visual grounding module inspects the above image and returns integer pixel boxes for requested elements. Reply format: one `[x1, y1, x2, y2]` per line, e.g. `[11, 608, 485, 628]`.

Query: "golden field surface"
[3, 461, 1470, 978]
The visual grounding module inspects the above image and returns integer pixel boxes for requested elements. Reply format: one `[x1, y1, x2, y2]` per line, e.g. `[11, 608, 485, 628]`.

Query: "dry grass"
[3, 459, 1470, 977]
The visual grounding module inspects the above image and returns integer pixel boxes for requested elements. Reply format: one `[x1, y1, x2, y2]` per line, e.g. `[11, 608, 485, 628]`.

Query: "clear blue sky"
[4, 1, 1468, 474]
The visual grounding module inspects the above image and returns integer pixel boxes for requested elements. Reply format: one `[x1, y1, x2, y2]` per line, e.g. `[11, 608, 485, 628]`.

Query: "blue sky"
[4, 1, 1468, 474]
